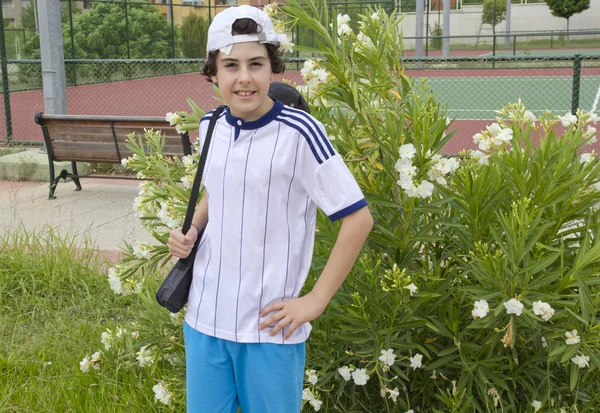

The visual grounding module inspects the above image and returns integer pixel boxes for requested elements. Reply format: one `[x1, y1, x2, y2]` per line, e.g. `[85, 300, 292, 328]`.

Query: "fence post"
[571, 54, 582, 115]
[170, 1, 175, 59]
[550, 30, 553, 48]
[125, 0, 131, 59]
[513, 35, 516, 56]
[0, 7, 13, 143]
[68, 0, 77, 85]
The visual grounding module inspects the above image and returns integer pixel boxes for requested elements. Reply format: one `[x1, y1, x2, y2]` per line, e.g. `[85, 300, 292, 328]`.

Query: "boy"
[168, 5, 373, 412]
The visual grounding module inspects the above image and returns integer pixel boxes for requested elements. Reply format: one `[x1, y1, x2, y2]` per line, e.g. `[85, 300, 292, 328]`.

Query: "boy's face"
[211, 41, 275, 122]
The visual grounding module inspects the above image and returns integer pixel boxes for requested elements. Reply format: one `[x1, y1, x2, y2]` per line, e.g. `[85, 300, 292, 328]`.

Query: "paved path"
[0, 179, 155, 256]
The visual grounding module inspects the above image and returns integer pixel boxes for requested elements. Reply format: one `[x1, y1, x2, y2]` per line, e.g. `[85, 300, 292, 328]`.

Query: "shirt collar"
[225, 100, 284, 130]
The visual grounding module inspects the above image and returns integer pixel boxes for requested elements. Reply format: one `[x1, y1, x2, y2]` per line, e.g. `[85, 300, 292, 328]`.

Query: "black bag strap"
[181, 105, 227, 235]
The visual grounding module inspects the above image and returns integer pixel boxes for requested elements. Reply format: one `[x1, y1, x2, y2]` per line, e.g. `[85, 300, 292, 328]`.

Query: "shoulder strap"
[181, 105, 227, 234]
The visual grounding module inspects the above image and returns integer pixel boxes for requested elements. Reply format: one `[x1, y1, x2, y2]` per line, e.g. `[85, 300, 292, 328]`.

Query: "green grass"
[0, 229, 164, 412]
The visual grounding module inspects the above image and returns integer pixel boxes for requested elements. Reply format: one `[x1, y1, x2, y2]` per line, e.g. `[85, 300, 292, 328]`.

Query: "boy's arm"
[168, 194, 208, 259]
[259, 205, 373, 340]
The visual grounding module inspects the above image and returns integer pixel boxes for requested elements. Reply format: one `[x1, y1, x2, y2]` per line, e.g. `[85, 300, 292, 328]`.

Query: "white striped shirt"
[185, 101, 367, 344]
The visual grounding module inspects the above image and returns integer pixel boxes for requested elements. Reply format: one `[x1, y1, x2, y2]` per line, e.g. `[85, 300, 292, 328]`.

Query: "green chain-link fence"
[1, 54, 598, 153]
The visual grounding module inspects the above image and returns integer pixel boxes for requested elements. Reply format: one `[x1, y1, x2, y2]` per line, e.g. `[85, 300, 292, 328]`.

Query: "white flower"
[492, 128, 513, 145]
[399, 143, 417, 159]
[503, 298, 524, 316]
[379, 349, 396, 366]
[471, 299, 489, 319]
[136, 346, 154, 367]
[79, 356, 91, 373]
[371, 11, 380, 20]
[280, 40, 294, 54]
[580, 152, 595, 164]
[157, 202, 179, 229]
[541, 337, 547, 348]
[355, 32, 374, 49]
[181, 175, 193, 190]
[107, 267, 123, 295]
[405, 411, 414, 413]
[336, 14, 351, 37]
[182, 155, 195, 167]
[115, 327, 125, 339]
[310, 399, 323, 411]
[165, 112, 180, 126]
[101, 331, 112, 350]
[434, 157, 460, 175]
[409, 353, 423, 370]
[472, 133, 484, 144]
[306, 369, 318, 385]
[395, 157, 417, 176]
[388, 387, 399, 402]
[131, 331, 140, 340]
[351, 368, 369, 385]
[571, 354, 590, 368]
[315, 69, 328, 84]
[532, 301, 555, 321]
[565, 329, 580, 345]
[590, 182, 600, 192]
[412, 180, 435, 198]
[338, 366, 353, 381]
[588, 112, 599, 123]
[478, 139, 491, 152]
[405, 283, 418, 296]
[302, 388, 314, 401]
[531, 400, 542, 412]
[524, 110, 537, 122]
[90, 351, 102, 370]
[397, 174, 415, 191]
[121, 158, 129, 167]
[175, 123, 185, 134]
[263, 2, 277, 17]
[587, 125, 597, 140]
[560, 112, 578, 127]
[301, 59, 316, 80]
[152, 381, 173, 406]
[471, 150, 489, 166]
[133, 242, 151, 259]
[487, 123, 502, 136]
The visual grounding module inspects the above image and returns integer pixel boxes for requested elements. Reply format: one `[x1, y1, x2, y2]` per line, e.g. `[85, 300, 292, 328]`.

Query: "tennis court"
[422, 75, 600, 119]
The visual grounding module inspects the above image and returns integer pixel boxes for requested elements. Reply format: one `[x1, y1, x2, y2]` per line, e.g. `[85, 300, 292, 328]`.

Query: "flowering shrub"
[76, 0, 600, 411]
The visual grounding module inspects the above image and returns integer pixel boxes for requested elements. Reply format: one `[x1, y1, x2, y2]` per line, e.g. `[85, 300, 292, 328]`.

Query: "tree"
[181, 13, 209, 58]
[545, 0, 590, 33]
[65, 2, 176, 59]
[481, 0, 507, 27]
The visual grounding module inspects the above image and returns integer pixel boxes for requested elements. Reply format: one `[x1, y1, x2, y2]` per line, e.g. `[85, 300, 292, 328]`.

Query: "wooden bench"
[34, 113, 192, 199]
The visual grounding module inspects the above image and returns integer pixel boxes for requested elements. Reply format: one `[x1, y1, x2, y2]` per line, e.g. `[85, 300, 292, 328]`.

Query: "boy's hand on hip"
[168, 226, 198, 259]
[259, 293, 327, 340]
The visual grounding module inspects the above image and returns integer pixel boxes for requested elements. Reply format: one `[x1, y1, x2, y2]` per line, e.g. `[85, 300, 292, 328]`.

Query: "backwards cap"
[207, 5, 287, 55]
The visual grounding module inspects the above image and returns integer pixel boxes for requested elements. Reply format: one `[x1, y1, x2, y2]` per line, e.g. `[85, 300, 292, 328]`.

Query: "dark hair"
[202, 18, 285, 80]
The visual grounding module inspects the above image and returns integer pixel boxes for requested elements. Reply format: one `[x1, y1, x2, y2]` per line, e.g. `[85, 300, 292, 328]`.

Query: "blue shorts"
[183, 321, 306, 413]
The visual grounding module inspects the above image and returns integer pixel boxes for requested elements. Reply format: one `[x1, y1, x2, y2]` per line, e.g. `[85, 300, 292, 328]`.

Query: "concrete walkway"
[0, 179, 155, 255]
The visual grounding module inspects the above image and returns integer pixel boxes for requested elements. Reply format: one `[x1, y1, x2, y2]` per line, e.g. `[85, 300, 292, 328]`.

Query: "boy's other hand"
[259, 293, 327, 340]
[168, 226, 198, 259]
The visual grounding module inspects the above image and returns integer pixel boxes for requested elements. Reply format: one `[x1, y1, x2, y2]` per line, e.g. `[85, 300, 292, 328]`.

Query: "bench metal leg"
[71, 162, 82, 191]
[48, 161, 57, 200]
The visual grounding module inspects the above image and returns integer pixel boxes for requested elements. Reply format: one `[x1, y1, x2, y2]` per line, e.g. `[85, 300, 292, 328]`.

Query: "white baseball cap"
[207, 5, 287, 55]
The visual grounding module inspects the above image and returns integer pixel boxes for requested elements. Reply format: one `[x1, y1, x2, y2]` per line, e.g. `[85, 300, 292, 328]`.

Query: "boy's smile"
[211, 42, 275, 122]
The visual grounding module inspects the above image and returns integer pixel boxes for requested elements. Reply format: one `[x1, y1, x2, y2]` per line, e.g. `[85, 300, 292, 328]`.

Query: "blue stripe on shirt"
[329, 199, 368, 222]
[281, 108, 335, 158]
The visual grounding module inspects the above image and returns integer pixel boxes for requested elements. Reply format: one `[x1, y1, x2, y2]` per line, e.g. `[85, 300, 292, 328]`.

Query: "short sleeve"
[296, 119, 367, 221]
